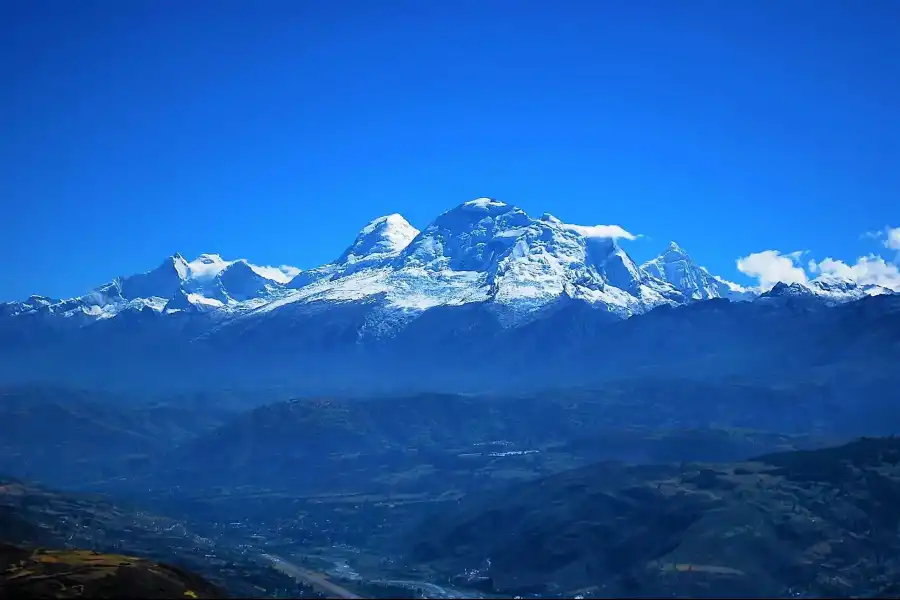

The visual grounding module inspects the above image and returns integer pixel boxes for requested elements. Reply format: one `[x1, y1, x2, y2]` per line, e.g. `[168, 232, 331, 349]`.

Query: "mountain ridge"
[0, 198, 816, 320]
[1, 198, 896, 394]
[5, 199, 891, 325]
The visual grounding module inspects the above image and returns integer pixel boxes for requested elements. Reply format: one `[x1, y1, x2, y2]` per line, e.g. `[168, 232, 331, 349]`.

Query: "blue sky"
[2, 0, 898, 300]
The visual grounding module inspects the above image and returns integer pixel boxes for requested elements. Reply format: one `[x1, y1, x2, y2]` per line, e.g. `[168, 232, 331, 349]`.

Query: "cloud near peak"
[862, 226, 900, 251]
[735, 250, 808, 289]
[886, 226, 900, 251]
[736, 225, 900, 292]
[248, 264, 302, 283]
[562, 223, 639, 240]
[812, 255, 900, 291]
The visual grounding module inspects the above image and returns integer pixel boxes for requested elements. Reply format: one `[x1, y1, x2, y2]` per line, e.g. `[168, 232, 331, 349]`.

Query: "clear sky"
[2, 0, 898, 300]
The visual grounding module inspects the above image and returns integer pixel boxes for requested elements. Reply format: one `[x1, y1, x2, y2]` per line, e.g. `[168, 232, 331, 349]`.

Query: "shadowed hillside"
[0, 476, 312, 599]
[408, 437, 900, 598]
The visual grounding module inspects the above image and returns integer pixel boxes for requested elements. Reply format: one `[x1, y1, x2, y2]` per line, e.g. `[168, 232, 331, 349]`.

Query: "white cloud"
[886, 226, 900, 251]
[811, 255, 900, 291]
[562, 223, 638, 240]
[249, 264, 302, 283]
[736, 223, 900, 291]
[861, 226, 900, 251]
[735, 250, 808, 289]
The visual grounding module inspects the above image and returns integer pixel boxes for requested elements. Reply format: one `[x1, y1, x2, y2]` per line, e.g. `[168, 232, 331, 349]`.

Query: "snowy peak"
[184, 253, 230, 281]
[760, 281, 818, 301]
[118, 254, 190, 301]
[171, 253, 190, 279]
[279, 198, 676, 319]
[640, 241, 711, 300]
[776, 282, 815, 296]
[582, 236, 642, 291]
[400, 199, 533, 272]
[214, 260, 276, 302]
[166, 253, 298, 285]
[540, 213, 562, 224]
[801, 275, 892, 304]
[641, 242, 750, 301]
[739, 276, 896, 309]
[175, 254, 298, 304]
[286, 214, 418, 290]
[752, 277, 892, 307]
[21, 252, 299, 320]
[25, 295, 57, 308]
[0, 295, 59, 317]
[385, 199, 682, 316]
[339, 213, 419, 264]
[15, 197, 891, 330]
[809, 275, 889, 296]
[661, 241, 690, 261]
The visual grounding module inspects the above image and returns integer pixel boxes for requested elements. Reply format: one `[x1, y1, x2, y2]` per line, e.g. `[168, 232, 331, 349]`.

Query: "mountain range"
[1, 198, 896, 393]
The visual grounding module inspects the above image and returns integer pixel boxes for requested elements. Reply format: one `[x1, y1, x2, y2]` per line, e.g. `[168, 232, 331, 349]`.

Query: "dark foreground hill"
[0, 476, 309, 599]
[408, 436, 900, 598]
[0, 544, 225, 599]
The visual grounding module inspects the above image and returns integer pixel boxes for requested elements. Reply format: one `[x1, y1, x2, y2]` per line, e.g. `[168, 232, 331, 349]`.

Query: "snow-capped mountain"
[2, 198, 893, 329]
[273, 198, 686, 322]
[2, 253, 300, 320]
[807, 274, 893, 302]
[287, 213, 419, 289]
[342, 213, 420, 263]
[3, 196, 899, 396]
[640, 241, 752, 301]
[758, 277, 893, 305]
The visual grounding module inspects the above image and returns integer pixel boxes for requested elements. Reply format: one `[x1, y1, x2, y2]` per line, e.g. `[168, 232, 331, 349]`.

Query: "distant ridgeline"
[1, 199, 897, 394]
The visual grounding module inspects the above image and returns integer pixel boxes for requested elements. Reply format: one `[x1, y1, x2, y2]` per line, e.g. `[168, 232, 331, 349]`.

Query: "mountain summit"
[338, 214, 419, 264]
[2, 197, 898, 395]
[2, 198, 887, 327]
[278, 199, 685, 318]
[641, 242, 751, 301]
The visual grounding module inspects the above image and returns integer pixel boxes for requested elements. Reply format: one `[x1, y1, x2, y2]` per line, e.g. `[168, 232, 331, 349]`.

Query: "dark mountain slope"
[0, 476, 307, 598]
[152, 380, 859, 496]
[2, 292, 898, 396]
[0, 387, 231, 489]
[408, 437, 900, 598]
